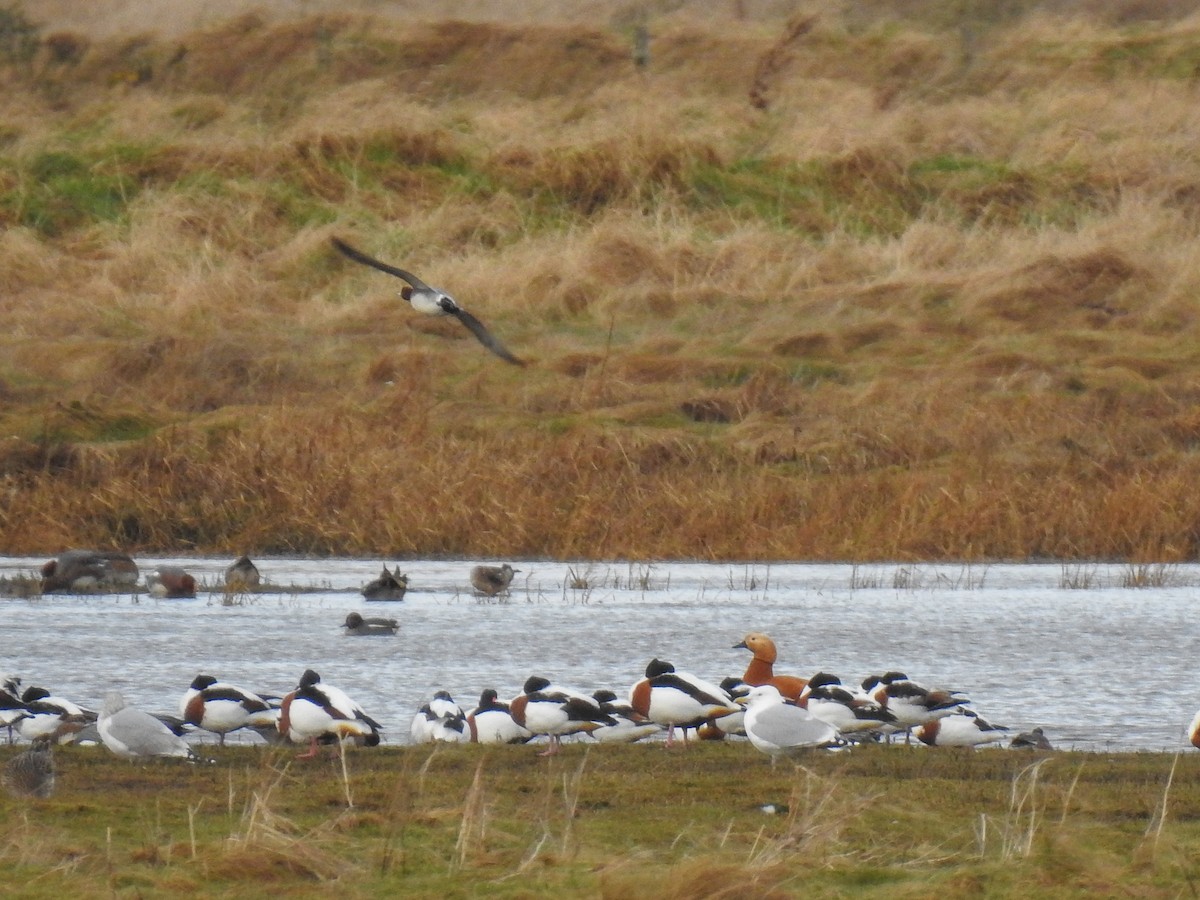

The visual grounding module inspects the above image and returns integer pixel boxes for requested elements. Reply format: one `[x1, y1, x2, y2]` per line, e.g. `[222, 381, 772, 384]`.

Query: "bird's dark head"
[523, 675, 551, 694]
[645, 658, 675, 678]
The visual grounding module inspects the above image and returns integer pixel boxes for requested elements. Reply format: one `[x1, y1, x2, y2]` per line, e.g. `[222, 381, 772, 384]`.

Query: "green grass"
[3, 743, 1199, 897]
[4, 148, 140, 236]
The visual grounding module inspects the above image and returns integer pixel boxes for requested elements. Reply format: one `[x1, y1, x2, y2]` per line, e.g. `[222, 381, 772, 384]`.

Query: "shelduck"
[916, 709, 1009, 748]
[628, 658, 741, 748]
[509, 676, 614, 756]
[733, 633, 808, 700]
[467, 689, 533, 744]
[179, 675, 279, 746]
[278, 669, 382, 758]
[861, 672, 968, 730]
[16, 686, 95, 744]
[410, 691, 468, 743]
[800, 673, 895, 736]
[589, 690, 662, 743]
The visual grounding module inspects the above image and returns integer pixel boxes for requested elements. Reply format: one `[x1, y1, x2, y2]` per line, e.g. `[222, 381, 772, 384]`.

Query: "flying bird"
[332, 237, 525, 366]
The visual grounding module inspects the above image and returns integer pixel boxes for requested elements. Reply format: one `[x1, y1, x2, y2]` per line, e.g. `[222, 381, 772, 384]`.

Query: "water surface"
[1, 557, 1194, 752]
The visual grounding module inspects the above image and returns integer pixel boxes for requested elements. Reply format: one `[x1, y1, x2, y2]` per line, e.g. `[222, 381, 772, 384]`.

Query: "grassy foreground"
[2, 743, 1199, 898]
[4, 2, 1200, 560]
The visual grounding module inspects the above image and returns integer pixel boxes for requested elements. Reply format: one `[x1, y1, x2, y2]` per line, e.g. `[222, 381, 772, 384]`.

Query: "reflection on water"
[0, 556, 1195, 752]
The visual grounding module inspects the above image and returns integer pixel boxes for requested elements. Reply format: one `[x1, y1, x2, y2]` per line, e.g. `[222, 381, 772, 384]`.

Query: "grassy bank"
[3, 742, 1200, 897]
[3, 3, 1200, 559]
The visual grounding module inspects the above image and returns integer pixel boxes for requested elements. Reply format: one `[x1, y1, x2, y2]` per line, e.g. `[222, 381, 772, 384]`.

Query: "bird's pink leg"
[296, 737, 320, 759]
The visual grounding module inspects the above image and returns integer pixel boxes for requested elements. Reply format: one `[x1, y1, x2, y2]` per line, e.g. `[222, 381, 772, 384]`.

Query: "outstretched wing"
[334, 236, 525, 367]
[451, 307, 526, 367]
[331, 237, 430, 291]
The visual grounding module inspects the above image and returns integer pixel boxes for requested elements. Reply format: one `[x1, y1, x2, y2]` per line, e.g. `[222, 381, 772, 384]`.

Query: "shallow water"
[1, 556, 1195, 752]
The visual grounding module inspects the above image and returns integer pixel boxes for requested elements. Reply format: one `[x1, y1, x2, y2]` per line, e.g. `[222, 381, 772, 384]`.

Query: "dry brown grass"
[3, 4, 1200, 559]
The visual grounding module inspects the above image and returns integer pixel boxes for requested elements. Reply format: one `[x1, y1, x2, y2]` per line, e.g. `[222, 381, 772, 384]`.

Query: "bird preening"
[331, 237, 525, 367]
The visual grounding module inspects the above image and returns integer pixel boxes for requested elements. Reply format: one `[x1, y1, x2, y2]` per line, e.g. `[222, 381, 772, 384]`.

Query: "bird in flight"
[332, 237, 525, 366]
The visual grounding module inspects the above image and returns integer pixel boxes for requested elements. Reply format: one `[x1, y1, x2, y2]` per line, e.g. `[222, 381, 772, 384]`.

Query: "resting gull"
[98, 692, 198, 762]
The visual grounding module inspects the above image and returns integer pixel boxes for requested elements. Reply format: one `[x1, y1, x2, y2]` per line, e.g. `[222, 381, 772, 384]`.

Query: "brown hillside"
[3, 3, 1200, 559]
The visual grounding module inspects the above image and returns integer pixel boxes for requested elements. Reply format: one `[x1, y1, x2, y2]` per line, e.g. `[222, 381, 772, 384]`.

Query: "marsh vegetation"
[3, 0, 1200, 559]
[3, 743, 1200, 898]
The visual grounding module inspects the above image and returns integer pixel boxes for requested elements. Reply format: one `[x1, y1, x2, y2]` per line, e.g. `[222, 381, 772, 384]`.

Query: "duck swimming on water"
[341, 612, 399, 636]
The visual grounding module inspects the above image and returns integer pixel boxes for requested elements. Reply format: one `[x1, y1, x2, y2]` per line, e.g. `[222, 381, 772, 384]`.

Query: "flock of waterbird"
[2, 608, 1062, 802]
[0, 242, 1095, 805]
[30, 550, 521, 605]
